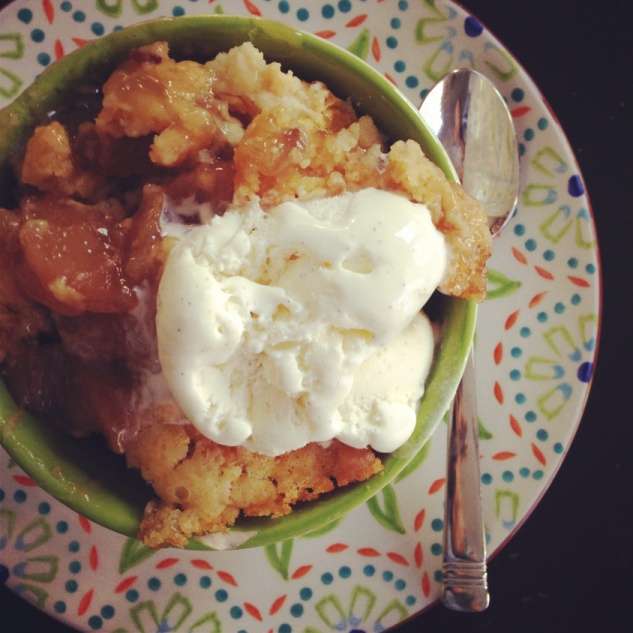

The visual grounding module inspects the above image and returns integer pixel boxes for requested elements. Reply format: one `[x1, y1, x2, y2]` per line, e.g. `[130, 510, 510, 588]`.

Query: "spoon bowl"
[419, 68, 520, 611]
[421, 68, 519, 236]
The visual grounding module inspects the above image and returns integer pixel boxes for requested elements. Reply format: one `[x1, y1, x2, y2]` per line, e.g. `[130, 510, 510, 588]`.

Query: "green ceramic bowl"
[0, 15, 475, 550]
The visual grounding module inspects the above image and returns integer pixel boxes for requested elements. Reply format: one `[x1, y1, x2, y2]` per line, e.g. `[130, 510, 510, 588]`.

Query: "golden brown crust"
[380, 141, 492, 301]
[0, 41, 493, 548]
[95, 41, 222, 167]
[127, 425, 382, 549]
[20, 121, 104, 199]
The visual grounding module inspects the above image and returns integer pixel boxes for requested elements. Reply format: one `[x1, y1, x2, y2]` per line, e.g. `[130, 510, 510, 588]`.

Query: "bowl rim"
[0, 14, 475, 550]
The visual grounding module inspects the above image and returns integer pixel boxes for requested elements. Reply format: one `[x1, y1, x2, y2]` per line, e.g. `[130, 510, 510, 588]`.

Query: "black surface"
[1, 0, 631, 631]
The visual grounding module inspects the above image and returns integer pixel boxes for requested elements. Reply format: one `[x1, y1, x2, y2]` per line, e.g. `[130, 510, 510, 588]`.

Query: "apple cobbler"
[0, 41, 491, 548]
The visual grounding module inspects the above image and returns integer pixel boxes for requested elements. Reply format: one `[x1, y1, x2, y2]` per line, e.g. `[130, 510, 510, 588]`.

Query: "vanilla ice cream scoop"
[156, 187, 448, 456]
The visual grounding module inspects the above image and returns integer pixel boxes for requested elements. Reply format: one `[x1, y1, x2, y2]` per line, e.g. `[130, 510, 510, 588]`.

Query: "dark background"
[1, 0, 630, 631]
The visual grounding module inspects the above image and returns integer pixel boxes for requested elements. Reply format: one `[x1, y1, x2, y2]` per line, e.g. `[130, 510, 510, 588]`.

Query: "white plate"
[0, 1, 600, 631]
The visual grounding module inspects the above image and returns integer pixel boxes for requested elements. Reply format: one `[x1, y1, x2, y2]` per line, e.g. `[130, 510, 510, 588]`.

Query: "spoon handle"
[441, 349, 490, 612]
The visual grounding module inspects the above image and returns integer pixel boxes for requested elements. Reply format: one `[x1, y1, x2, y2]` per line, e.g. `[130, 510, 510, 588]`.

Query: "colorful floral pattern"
[0, 1, 599, 631]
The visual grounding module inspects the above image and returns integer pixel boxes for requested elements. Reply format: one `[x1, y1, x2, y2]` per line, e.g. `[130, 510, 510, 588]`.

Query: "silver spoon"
[419, 68, 520, 612]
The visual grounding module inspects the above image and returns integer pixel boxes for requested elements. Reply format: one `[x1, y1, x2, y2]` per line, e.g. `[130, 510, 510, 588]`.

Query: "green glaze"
[0, 16, 474, 549]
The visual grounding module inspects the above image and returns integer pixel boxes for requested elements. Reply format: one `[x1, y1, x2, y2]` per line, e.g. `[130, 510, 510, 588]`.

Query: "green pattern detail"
[421, 45, 453, 83]
[0, 67, 23, 100]
[129, 592, 193, 633]
[314, 585, 377, 629]
[0, 508, 16, 541]
[536, 383, 571, 420]
[15, 583, 49, 609]
[483, 47, 518, 82]
[131, 0, 159, 13]
[189, 611, 222, 632]
[525, 355, 565, 381]
[95, 0, 159, 19]
[0, 33, 24, 60]
[313, 586, 405, 630]
[522, 182, 557, 207]
[315, 593, 347, 629]
[16, 554, 58, 583]
[118, 537, 155, 574]
[543, 324, 578, 358]
[416, 0, 457, 83]
[579, 314, 599, 350]
[16, 517, 53, 553]
[540, 205, 574, 243]
[415, 17, 445, 46]
[375, 598, 409, 628]
[0, 33, 24, 98]
[265, 538, 294, 580]
[0, 510, 58, 607]
[347, 28, 370, 60]
[366, 484, 405, 534]
[486, 268, 522, 299]
[415, 0, 449, 45]
[495, 489, 519, 527]
[575, 209, 596, 249]
[349, 585, 377, 625]
[128, 600, 163, 633]
[478, 417, 493, 440]
[531, 146, 567, 178]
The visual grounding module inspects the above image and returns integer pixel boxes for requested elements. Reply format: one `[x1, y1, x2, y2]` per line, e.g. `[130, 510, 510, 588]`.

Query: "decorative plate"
[0, 1, 600, 632]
